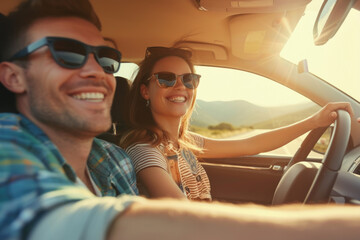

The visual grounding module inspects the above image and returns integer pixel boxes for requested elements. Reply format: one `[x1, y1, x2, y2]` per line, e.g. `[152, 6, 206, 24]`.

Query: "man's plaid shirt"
[0, 113, 138, 239]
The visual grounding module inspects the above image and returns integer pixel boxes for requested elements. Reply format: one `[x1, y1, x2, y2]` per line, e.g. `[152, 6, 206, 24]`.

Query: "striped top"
[126, 136, 211, 200]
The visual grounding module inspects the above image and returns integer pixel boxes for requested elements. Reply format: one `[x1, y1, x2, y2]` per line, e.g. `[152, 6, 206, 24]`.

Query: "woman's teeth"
[168, 96, 186, 102]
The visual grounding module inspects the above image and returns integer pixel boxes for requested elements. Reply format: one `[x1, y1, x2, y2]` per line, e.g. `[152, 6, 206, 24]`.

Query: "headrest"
[112, 76, 131, 124]
[96, 76, 131, 143]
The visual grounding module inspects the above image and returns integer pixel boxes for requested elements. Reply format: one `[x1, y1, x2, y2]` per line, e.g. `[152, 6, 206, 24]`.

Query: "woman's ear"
[0, 62, 26, 94]
[140, 83, 149, 100]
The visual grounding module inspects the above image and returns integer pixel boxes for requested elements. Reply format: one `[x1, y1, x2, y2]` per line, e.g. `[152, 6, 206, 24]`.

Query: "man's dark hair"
[0, 0, 102, 113]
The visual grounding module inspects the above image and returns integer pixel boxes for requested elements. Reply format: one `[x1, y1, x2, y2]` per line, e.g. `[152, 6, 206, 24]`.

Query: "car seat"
[96, 76, 131, 144]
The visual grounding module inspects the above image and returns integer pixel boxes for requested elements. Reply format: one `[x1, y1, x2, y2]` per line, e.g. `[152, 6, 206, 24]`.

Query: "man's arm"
[109, 199, 360, 240]
[28, 195, 137, 240]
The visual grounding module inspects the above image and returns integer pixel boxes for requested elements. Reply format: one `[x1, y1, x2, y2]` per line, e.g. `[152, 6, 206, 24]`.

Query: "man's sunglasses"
[148, 71, 200, 89]
[8, 36, 122, 74]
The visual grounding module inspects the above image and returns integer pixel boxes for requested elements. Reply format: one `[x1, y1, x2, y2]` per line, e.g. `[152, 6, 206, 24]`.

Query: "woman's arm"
[198, 102, 353, 158]
[126, 143, 187, 199]
[137, 167, 186, 199]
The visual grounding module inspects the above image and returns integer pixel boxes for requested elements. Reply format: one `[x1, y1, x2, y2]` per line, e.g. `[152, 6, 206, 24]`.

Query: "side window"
[116, 62, 138, 80]
[115, 64, 328, 158]
[191, 66, 323, 157]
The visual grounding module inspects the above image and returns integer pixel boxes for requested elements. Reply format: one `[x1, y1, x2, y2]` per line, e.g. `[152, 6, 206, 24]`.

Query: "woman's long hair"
[119, 47, 201, 152]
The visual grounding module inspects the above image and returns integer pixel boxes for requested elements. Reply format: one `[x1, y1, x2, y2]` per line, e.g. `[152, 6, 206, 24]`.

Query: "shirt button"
[196, 175, 202, 182]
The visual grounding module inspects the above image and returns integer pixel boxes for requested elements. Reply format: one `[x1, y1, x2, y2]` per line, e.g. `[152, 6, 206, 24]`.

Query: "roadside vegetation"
[190, 122, 253, 139]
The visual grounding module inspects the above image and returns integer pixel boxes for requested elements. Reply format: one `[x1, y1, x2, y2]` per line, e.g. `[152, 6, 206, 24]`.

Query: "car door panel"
[201, 155, 320, 204]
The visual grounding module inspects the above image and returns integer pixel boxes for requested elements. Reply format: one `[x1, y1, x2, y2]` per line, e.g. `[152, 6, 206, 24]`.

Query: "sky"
[117, 0, 360, 106]
[281, 0, 360, 102]
[194, 66, 311, 106]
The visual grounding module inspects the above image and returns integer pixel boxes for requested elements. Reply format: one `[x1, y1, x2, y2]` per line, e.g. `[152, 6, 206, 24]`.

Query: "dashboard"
[332, 146, 360, 204]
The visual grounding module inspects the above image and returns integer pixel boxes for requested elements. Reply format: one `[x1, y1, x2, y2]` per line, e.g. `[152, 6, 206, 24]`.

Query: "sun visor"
[174, 41, 228, 62]
[194, 0, 310, 13]
[229, 10, 304, 60]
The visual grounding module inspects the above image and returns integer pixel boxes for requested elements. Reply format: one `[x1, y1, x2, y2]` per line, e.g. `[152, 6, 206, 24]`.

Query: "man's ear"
[140, 83, 149, 100]
[0, 62, 26, 94]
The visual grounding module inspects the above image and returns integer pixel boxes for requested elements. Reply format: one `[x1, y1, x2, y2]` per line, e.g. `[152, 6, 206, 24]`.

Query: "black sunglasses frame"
[8, 36, 122, 74]
[148, 71, 201, 89]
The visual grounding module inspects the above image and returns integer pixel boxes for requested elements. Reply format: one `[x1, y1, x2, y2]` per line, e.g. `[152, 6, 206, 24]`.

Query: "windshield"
[281, 0, 360, 102]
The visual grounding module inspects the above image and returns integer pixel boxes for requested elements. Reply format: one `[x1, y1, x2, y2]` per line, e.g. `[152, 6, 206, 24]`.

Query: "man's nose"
[79, 53, 107, 79]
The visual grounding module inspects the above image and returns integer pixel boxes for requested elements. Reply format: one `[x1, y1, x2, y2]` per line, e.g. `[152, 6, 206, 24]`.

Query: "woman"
[120, 46, 353, 201]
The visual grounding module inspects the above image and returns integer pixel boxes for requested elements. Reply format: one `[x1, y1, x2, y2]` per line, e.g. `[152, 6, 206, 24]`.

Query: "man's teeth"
[72, 92, 104, 102]
[169, 96, 186, 102]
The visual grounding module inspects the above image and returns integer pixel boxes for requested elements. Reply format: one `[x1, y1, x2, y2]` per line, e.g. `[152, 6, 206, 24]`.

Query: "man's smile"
[71, 92, 105, 102]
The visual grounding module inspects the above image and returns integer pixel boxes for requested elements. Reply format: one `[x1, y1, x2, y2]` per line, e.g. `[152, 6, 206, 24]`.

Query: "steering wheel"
[272, 110, 351, 205]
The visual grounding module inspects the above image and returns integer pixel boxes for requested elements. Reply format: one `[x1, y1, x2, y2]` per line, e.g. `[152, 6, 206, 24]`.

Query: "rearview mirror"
[313, 0, 357, 45]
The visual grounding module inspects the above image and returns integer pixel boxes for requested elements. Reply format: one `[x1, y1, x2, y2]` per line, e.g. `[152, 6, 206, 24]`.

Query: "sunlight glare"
[281, 0, 360, 101]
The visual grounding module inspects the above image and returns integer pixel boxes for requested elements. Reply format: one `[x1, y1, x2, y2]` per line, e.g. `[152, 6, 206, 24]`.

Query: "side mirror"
[313, 0, 357, 45]
[312, 126, 333, 154]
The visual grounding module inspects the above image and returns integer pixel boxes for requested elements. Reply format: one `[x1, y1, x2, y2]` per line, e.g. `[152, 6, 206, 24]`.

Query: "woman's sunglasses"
[148, 71, 200, 89]
[8, 36, 121, 74]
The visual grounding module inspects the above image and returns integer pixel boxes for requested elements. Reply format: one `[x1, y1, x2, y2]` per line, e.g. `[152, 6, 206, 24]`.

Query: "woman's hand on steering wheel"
[310, 102, 354, 128]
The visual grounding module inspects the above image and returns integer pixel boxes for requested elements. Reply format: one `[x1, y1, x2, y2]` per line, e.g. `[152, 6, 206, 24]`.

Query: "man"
[0, 1, 359, 240]
[0, 0, 138, 239]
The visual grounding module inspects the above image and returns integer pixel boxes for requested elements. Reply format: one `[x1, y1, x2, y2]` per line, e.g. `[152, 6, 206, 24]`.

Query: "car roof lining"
[0, 0, 309, 66]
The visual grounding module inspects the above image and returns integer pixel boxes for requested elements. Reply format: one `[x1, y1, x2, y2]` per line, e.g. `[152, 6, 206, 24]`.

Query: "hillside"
[190, 99, 320, 128]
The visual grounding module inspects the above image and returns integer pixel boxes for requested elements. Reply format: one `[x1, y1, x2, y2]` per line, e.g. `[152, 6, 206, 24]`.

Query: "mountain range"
[190, 99, 320, 129]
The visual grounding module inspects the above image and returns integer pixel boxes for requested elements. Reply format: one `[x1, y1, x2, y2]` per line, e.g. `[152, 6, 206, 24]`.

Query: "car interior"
[1, 0, 360, 206]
